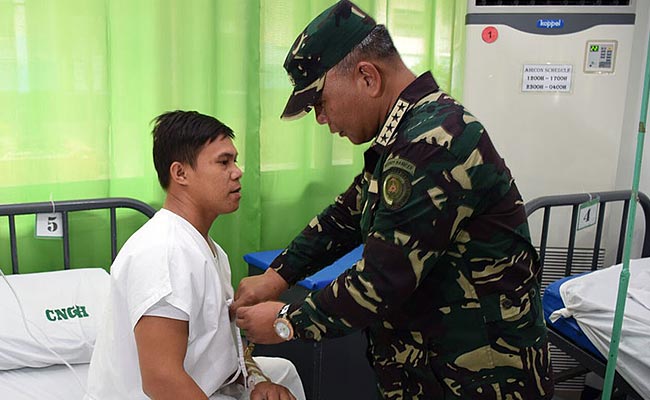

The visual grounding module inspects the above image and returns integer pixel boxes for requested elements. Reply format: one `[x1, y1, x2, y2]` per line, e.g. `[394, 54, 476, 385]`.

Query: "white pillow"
[0, 268, 110, 370]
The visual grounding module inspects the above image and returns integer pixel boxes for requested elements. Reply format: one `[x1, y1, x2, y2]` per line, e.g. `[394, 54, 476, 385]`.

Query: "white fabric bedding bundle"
[550, 258, 650, 397]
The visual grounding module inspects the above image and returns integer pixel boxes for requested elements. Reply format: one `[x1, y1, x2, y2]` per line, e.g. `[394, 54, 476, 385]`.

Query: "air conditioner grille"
[537, 246, 606, 392]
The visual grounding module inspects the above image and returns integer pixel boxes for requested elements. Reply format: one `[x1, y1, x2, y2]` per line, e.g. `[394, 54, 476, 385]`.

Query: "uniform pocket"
[481, 284, 547, 349]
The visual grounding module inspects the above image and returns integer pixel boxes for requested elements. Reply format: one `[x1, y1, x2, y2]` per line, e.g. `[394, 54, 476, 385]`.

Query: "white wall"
[615, 1, 650, 257]
[616, 2, 650, 194]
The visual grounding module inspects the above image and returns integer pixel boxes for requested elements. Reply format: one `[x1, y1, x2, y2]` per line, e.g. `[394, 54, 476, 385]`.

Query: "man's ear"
[169, 161, 189, 186]
[356, 61, 382, 98]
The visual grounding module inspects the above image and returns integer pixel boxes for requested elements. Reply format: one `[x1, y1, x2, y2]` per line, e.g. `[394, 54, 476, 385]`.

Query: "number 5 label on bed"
[35, 213, 63, 238]
[577, 197, 599, 231]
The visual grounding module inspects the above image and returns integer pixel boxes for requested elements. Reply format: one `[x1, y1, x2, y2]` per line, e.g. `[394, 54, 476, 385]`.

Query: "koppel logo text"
[537, 19, 564, 29]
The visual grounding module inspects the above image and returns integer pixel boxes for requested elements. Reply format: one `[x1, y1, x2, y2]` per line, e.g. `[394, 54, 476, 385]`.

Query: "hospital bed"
[0, 198, 155, 400]
[526, 190, 650, 400]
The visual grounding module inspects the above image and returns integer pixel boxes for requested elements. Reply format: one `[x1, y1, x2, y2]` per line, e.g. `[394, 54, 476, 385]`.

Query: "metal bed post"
[565, 205, 579, 277]
[110, 208, 118, 261]
[8, 215, 18, 275]
[62, 211, 70, 270]
[591, 202, 606, 271]
[538, 207, 551, 271]
[615, 199, 630, 264]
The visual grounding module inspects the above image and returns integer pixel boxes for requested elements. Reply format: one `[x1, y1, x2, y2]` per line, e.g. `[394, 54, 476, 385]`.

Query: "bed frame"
[525, 190, 650, 400]
[0, 197, 155, 400]
[0, 198, 155, 274]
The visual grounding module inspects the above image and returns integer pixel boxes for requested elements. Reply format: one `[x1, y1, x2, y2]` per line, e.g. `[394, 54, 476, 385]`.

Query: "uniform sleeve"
[244, 344, 269, 386]
[270, 172, 365, 285]
[287, 116, 517, 341]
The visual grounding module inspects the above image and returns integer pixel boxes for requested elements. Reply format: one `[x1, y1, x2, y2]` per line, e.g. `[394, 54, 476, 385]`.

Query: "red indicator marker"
[482, 26, 498, 44]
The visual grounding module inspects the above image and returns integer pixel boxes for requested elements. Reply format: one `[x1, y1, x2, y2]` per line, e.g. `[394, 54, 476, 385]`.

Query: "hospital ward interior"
[1, 0, 650, 399]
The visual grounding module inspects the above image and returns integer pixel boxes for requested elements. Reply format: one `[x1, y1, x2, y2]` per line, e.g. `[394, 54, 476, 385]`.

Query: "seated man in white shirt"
[86, 110, 305, 400]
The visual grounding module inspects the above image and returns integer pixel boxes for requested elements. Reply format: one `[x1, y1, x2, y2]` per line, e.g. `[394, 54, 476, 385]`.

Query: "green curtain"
[0, 0, 466, 285]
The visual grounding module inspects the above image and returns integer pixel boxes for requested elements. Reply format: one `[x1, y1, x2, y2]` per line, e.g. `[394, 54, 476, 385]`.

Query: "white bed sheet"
[555, 257, 650, 398]
[0, 363, 89, 400]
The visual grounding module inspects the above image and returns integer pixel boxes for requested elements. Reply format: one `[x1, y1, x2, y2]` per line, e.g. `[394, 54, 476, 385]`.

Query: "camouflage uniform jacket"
[270, 72, 554, 399]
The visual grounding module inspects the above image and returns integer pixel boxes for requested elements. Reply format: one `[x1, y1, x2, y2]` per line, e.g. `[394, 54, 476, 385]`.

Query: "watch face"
[274, 320, 291, 340]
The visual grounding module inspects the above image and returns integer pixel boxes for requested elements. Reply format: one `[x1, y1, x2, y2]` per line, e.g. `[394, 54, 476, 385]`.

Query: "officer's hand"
[235, 301, 285, 345]
[250, 381, 296, 400]
[231, 269, 288, 319]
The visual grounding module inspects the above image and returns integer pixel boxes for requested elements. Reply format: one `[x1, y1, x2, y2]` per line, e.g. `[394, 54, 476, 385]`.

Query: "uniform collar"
[371, 71, 439, 150]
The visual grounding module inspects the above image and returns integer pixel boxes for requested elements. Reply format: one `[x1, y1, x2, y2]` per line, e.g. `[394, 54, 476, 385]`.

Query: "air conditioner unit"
[463, 0, 638, 203]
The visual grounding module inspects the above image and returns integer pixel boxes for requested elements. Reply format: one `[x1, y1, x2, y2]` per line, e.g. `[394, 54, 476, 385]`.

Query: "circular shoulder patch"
[381, 169, 411, 210]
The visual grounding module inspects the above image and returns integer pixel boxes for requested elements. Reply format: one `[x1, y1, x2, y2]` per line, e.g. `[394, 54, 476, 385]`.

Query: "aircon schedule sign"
[521, 64, 573, 93]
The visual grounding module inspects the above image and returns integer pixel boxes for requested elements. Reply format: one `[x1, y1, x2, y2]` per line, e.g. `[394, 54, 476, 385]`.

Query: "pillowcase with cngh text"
[0, 268, 109, 370]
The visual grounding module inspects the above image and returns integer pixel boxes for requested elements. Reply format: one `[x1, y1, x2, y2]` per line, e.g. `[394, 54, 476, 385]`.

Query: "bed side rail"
[0, 198, 155, 274]
[525, 190, 650, 276]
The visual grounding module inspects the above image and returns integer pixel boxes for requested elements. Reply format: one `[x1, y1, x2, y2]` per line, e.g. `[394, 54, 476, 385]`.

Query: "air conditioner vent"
[475, 0, 630, 5]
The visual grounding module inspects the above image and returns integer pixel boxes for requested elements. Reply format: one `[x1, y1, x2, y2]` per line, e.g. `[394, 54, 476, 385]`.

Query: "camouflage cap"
[280, 0, 376, 121]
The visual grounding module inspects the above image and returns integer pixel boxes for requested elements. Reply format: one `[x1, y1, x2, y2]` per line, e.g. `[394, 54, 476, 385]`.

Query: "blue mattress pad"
[543, 273, 603, 359]
[243, 245, 363, 290]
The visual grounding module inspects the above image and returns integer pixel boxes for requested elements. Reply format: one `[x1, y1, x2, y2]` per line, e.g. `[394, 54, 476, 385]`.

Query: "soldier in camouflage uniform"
[234, 1, 554, 399]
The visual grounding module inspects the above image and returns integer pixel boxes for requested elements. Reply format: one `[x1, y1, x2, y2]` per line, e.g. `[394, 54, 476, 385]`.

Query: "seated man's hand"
[235, 301, 285, 344]
[250, 381, 296, 400]
[231, 269, 288, 319]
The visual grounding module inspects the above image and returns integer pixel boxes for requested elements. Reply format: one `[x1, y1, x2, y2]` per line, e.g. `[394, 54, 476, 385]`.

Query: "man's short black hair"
[152, 110, 235, 189]
[334, 25, 398, 75]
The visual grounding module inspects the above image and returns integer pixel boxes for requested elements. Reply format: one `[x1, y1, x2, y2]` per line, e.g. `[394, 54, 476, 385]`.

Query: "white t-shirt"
[85, 208, 239, 400]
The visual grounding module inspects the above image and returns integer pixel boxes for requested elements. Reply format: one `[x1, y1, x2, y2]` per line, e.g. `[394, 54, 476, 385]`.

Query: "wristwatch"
[273, 303, 295, 341]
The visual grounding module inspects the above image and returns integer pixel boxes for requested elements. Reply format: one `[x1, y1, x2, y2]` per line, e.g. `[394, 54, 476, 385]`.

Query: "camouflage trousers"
[366, 321, 554, 399]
